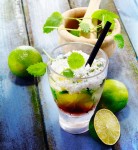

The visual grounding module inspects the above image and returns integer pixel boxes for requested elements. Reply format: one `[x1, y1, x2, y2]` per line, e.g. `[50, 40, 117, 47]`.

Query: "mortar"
[58, 7, 121, 57]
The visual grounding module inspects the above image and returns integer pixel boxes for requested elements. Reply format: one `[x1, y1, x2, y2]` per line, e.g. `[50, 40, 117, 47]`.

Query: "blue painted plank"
[100, 1, 138, 149]
[0, 0, 46, 149]
[108, 51, 138, 150]
[114, 0, 138, 59]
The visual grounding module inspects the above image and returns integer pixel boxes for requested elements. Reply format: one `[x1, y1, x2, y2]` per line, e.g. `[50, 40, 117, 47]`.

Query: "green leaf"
[79, 22, 91, 33]
[43, 12, 63, 33]
[27, 62, 47, 77]
[70, 30, 80, 37]
[114, 34, 124, 49]
[62, 68, 74, 78]
[67, 52, 85, 69]
[59, 90, 69, 94]
[92, 9, 119, 30]
[81, 88, 94, 95]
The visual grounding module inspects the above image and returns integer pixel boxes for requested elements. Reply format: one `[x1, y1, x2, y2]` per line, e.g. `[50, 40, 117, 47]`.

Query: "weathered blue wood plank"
[101, 1, 138, 149]
[108, 50, 138, 150]
[0, 0, 45, 149]
[114, 0, 138, 58]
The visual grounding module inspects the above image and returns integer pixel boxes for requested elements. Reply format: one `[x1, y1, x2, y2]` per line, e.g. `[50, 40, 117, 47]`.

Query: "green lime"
[8, 46, 42, 77]
[97, 79, 129, 113]
[89, 116, 100, 141]
[94, 109, 120, 145]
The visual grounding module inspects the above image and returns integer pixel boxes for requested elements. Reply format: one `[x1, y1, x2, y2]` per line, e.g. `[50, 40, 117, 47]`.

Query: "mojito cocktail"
[47, 42, 108, 134]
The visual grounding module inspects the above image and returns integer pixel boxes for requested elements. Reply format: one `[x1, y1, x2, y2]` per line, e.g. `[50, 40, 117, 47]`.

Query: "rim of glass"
[47, 42, 108, 79]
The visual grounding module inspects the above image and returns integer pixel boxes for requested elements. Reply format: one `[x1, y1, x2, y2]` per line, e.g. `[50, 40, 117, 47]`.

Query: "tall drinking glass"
[47, 42, 108, 134]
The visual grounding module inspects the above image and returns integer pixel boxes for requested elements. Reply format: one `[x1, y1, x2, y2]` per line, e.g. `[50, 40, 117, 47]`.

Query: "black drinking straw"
[85, 21, 111, 66]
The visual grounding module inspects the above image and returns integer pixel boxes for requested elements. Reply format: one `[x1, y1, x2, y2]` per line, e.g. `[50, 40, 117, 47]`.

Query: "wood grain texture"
[84, 0, 138, 149]
[114, 0, 138, 58]
[68, 0, 89, 8]
[96, 0, 138, 150]
[23, 0, 70, 53]
[0, 0, 45, 149]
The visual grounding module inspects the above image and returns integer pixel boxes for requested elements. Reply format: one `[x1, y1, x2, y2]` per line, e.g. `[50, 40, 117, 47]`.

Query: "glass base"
[59, 109, 95, 134]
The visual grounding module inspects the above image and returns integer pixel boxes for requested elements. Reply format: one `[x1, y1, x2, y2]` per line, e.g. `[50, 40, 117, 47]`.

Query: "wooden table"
[0, 0, 138, 149]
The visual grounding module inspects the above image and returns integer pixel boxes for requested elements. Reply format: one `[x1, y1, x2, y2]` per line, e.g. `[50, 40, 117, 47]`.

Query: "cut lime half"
[94, 109, 120, 145]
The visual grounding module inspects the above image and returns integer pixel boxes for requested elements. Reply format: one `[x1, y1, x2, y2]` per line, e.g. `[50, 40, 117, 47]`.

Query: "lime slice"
[94, 109, 120, 145]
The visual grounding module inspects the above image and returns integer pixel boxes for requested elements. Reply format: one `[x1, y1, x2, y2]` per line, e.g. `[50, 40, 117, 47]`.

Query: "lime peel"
[97, 79, 129, 113]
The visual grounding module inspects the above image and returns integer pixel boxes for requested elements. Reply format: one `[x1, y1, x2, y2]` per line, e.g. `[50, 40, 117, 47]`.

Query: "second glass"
[47, 42, 109, 134]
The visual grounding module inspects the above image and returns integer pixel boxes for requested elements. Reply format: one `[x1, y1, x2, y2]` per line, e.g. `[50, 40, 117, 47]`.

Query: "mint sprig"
[27, 49, 55, 77]
[67, 52, 85, 69]
[62, 68, 74, 78]
[27, 62, 47, 77]
[79, 22, 91, 33]
[92, 9, 119, 30]
[43, 9, 124, 50]
[43, 12, 63, 33]
[70, 30, 80, 37]
[114, 34, 124, 49]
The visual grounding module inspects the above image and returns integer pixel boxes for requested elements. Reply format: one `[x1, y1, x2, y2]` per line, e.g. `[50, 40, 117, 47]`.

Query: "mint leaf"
[81, 88, 94, 95]
[102, 14, 115, 29]
[79, 22, 91, 33]
[27, 62, 47, 77]
[70, 30, 80, 37]
[43, 12, 63, 33]
[67, 52, 85, 69]
[62, 68, 74, 78]
[50, 87, 57, 99]
[92, 9, 119, 30]
[114, 34, 124, 49]
[59, 90, 69, 94]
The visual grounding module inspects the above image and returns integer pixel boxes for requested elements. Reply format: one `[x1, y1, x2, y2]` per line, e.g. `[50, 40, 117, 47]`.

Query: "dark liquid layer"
[58, 104, 94, 115]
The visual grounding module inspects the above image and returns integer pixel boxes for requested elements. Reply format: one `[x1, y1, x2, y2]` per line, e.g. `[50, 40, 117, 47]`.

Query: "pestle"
[80, 0, 101, 39]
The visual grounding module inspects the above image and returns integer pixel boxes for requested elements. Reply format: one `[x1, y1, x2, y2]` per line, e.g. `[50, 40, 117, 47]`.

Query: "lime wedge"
[94, 109, 120, 145]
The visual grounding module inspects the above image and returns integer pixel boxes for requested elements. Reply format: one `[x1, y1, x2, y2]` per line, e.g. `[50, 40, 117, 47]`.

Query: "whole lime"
[97, 79, 129, 113]
[8, 46, 42, 77]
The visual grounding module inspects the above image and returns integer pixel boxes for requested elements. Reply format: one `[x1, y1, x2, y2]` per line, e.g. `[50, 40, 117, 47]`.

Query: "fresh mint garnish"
[70, 30, 80, 37]
[92, 9, 119, 30]
[81, 88, 94, 95]
[67, 52, 85, 69]
[50, 87, 57, 99]
[79, 22, 91, 33]
[62, 68, 74, 78]
[59, 90, 69, 94]
[27, 62, 47, 77]
[43, 10, 124, 50]
[43, 12, 63, 33]
[114, 34, 124, 49]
